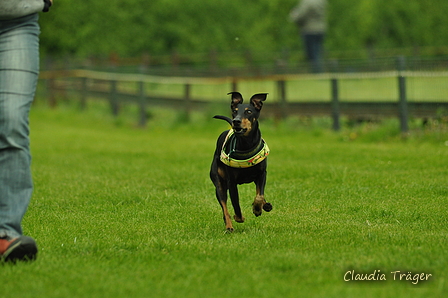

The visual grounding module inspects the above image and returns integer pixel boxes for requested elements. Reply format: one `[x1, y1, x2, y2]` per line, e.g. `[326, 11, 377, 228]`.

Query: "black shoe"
[0, 236, 38, 263]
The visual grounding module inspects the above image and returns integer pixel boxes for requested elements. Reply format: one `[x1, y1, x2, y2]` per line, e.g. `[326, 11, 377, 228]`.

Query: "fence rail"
[38, 69, 448, 131]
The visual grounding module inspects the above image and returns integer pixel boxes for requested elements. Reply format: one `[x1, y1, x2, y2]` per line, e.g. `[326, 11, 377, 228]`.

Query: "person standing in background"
[290, 0, 327, 73]
[0, 0, 53, 263]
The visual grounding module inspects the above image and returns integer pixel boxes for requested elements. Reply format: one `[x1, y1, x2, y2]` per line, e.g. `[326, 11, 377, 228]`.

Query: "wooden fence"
[38, 69, 448, 132]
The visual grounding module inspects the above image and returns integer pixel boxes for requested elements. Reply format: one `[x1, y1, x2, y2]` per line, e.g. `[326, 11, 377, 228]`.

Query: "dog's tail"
[213, 115, 233, 126]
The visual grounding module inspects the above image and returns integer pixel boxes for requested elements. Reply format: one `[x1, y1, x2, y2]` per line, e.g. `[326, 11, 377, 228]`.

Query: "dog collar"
[220, 130, 270, 168]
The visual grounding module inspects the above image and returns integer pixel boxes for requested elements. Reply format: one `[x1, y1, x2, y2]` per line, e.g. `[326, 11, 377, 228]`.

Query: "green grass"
[1, 103, 447, 298]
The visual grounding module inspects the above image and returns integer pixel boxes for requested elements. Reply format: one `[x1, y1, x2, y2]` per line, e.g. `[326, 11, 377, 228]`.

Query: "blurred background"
[38, 0, 448, 73]
[36, 0, 448, 132]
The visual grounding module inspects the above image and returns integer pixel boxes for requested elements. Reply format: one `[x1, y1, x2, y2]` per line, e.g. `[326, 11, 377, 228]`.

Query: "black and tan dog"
[210, 92, 272, 232]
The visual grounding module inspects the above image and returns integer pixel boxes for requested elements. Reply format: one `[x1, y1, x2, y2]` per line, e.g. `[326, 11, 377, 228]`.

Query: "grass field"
[1, 103, 447, 298]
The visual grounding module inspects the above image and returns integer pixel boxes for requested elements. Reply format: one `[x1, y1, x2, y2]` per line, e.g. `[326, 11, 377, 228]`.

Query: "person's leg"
[302, 33, 314, 62]
[0, 14, 40, 241]
[309, 33, 324, 73]
[303, 33, 324, 73]
[312, 33, 324, 72]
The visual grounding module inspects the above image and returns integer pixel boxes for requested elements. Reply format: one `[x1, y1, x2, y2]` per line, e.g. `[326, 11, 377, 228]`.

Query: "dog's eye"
[245, 110, 252, 115]
[232, 109, 238, 114]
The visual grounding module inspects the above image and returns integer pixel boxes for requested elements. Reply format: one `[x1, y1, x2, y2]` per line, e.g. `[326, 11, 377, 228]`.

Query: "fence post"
[138, 81, 147, 127]
[47, 77, 57, 108]
[80, 77, 87, 110]
[184, 83, 191, 121]
[231, 79, 238, 92]
[109, 80, 119, 116]
[397, 56, 409, 133]
[45, 57, 57, 108]
[277, 80, 287, 119]
[331, 78, 340, 131]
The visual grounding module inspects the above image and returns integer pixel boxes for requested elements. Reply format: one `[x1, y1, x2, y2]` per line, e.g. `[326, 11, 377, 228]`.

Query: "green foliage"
[39, 0, 448, 59]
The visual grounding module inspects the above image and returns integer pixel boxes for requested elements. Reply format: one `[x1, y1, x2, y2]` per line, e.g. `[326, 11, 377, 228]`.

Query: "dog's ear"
[250, 93, 268, 111]
[228, 92, 243, 110]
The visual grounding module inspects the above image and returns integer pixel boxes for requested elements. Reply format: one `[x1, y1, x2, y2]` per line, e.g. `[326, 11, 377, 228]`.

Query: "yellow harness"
[220, 130, 270, 168]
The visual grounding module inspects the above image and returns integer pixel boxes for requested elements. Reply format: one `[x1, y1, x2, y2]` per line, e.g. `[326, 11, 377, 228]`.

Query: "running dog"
[210, 92, 272, 232]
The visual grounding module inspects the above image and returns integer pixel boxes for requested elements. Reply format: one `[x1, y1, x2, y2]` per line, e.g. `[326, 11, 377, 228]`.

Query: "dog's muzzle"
[232, 118, 247, 134]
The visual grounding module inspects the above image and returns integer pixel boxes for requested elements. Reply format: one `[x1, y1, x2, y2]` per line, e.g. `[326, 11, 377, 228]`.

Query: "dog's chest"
[220, 130, 269, 169]
[227, 164, 265, 185]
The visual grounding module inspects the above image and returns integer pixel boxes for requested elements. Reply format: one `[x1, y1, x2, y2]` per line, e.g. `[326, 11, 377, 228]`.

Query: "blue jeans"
[303, 33, 324, 73]
[0, 14, 40, 239]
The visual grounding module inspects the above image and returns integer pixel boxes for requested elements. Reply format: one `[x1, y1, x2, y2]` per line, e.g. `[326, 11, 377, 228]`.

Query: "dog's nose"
[232, 119, 241, 126]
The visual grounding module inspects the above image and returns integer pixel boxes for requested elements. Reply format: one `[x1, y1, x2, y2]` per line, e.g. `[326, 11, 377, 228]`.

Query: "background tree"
[39, 0, 448, 59]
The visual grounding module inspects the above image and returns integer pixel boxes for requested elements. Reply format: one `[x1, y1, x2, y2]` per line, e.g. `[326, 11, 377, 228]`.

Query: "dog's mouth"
[233, 127, 247, 134]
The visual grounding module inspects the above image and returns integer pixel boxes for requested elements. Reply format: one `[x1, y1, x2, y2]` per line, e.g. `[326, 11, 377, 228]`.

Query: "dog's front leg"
[215, 184, 234, 232]
[217, 194, 234, 232]
[211, 167, 234, 232]
[253, 171, 272, 216]
[229, 183, 245, 224]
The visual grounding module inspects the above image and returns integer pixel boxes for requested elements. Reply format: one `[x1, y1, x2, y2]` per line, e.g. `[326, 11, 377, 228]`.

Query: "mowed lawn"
[2, 105, 447, 298]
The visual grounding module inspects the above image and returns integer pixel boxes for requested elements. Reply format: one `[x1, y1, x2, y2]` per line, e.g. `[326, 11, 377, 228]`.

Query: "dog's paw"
[263, 202, 273, 212]
[226, 227, 234, 233]
[253, 205, 262, 217]
[234, 215, 245, 223]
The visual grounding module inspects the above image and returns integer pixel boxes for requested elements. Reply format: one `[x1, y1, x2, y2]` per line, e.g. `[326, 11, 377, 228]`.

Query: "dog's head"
[228, 92, 267, 136]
